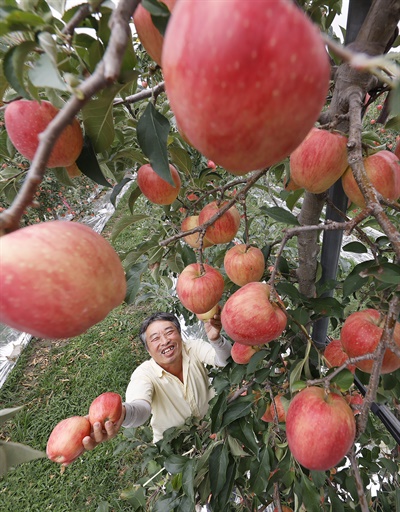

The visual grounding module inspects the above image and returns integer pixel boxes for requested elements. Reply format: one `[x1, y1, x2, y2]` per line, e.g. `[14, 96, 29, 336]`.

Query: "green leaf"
[209, 443, 228, 496]
[261, 206, 299, 225]
[5, 9, 45, 31]
[110, 177, 133, 208]
[82, 82, 135, 153]
[75, 135, 112, 188]
[342, 272, 368, 297]
[249, 445, 270, 495]
[385, 115, 400, 130]
[95, 502, 110, 512]
[3, 41, 37, 98]
[210, 455, 235, 510]
[0, 406, 24, 426]
[330, 368, 354, 392]
[228, 418, 259, 455]
[111, 213, 149, 243]
[142, 0, 172, 37]
[246, 349, 268, 375]
[342, 241, 368, 253]
[0, 441, 45, 477]
[125, 261, 148, 304]
[227, 435, 248, 457]
[221, 396, 254, 428]
[137, 102, 171, 184]
[210, 391, 228, 433]
[182, 459, 195, 502]
[37, 31, 58, 66]
[29, 53, 67, 91]
[298, 472, 322, 512]
[362, 262, 400, 284]
[169, 146, 192, 175]
[389, 82, 400, 117]
[128, 186, 143, 214]
[164, 454, 187, 474]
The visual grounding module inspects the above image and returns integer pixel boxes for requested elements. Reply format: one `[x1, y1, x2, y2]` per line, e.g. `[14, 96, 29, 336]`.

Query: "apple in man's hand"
[46, 416, 91, 465]
[88, 392, 123, 427]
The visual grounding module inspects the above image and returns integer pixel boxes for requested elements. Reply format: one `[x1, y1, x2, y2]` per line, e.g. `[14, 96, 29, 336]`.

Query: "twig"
[113, 81, 166, 106]
[348, 446, 369, 512]
[160, 168, 269, 247]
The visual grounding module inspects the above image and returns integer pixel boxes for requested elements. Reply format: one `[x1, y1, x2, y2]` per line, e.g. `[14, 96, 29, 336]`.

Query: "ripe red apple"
[176, 263, 225, 314]
[324, 339, 356, 373]
[198, 201, 240, 245]
[289, 128, 348, 194]
[341, 150, 400, 207]
[0, 221, 127, 339]
[345, 392, 363, 416]
[221, 282, 287, 345]
[66, 163, 82, 178]
[137, 163, 181, 205]
[162, 0, 330, 175]
[261, 395, 287, 423]
[224, 244, 265, 286]
[5, 100, 83, 168]
[181, 215, 213, 249]
[340, 308, 400, 374]
[231, 341, 259, 364]
[196, 304, 220, 322]
[286, 387, 356, 471]
[133, 0, 176, 66]
[46, 416, 91, 465]
[88, 392, 123, 426]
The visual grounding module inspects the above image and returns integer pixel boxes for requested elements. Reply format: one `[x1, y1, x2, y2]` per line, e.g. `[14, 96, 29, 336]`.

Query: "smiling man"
[83, 311, 231, 450]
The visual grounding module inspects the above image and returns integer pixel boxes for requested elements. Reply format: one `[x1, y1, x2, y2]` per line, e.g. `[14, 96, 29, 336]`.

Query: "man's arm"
[204, 307, 232, 366]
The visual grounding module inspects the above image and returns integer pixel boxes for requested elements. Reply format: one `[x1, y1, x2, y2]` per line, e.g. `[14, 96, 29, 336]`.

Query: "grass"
[0, 193, 154, 512]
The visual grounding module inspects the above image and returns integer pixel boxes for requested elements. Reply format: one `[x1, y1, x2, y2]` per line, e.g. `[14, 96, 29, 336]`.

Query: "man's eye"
[151, 337, 159, 343]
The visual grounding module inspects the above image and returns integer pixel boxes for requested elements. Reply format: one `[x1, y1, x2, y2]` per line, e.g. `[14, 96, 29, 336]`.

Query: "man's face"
[145, 320, 183, 369]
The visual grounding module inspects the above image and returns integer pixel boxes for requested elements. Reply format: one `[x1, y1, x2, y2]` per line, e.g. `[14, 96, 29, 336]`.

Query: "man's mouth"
[162, 346, 174, 355]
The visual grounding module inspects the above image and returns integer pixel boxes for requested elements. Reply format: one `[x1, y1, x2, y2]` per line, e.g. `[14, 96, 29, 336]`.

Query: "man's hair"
[139, 312, 181, 349]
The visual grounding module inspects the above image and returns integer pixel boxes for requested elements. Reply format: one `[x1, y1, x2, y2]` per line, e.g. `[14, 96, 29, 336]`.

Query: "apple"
[46, 416, 91, 465]
[345, 392, 363, 416]
[0, 221, 127, 339]
[289, 128, 348, 194]
[162, 0, 330, 175]
[273, 506, 293, 512]
[181, 215, 213, 249]
[224, 244, 265, 286]
[340, 308, 400, 374]
[231, 341, 259, 364]
[261, 395, 287, 423]
[4, 100, 83, 168]
[198, 201, 240, 245]
[196, 304, 220, 322]
[133, 0, 176, 66]
[137, 163, 181, 205]
[324, 339, 356, 373]
[341, 150, 400, 208]
[283, 174, 302, 192]
[88, 392, 123, 426]
[176, 263, 225, 314]
[286, 386, 356, 471]
[66, 163, 82, 178]
[221, 282, 287, 345]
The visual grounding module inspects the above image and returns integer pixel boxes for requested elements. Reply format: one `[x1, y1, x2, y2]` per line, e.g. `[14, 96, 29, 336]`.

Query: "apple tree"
[0, 0, 400, 510]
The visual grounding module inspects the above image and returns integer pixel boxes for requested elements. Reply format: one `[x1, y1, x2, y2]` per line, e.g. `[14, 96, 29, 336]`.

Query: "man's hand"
[204, 306, 223, 342]
[82, 406, 126, 452]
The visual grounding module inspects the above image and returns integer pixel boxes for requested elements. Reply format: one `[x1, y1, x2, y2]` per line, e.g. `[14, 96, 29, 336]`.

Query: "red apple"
[198, 201, 240, 245]
[137, 163, 181, 205]
[196, 304, 220, 322]
[181, 215, 213, 249]
[88, 392, 123, 426]
[224, 244, 265, 286]
[66, 162, 82, 178]
[46, 416, 91, 465]
[340, 308, 400, 374]
[261, 395, 287, 423]
[345, 392, 363, 416]
[221, 282, 287, 345]
[176, 263, 225, 314]
[4, 100, 83, 168]
[133, 0, 176, 66]
[0, 221, 127, 339]
[162, 0, 330, 175]
[231, 341, 259, 364]
[341, 150, 400, 208]
[283, 174, 302, 192]
[289, 128, 348, 194]
[324, 339, 356, 373]
[286, 387, 356, 471]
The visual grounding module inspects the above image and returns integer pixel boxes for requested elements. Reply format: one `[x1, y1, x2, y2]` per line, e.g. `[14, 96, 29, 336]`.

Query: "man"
[83, 310, 232, 450]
